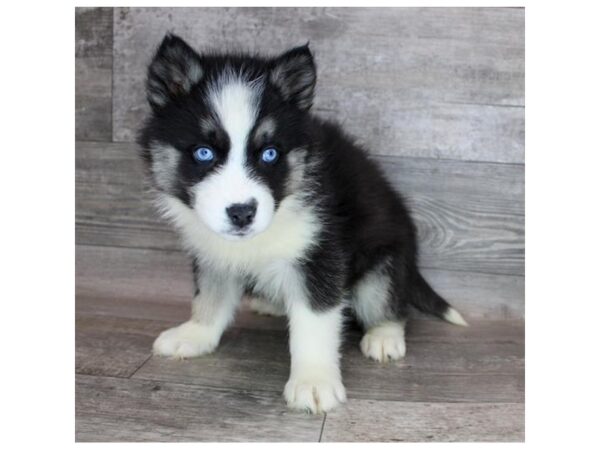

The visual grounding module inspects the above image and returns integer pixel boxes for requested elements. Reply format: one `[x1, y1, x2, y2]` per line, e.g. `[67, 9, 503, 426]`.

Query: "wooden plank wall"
[112, 7, 524, 163]
[75, 7, 113, 140]
[75, 7, 525, 319]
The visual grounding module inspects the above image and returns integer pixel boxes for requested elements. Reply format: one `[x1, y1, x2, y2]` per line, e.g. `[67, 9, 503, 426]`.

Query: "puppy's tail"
[409, 271, 468, 326]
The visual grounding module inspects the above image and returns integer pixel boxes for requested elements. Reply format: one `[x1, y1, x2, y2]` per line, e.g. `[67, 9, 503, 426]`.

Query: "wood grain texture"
[76, 314, 163, 378]
[321, 400, 524, 442]
[76, 243, 523, 319]
[77, 294, 290, 331]
[76, 7, 113, 58]
[76, 245, 192, 304]
[77, 293, 524, 338]
[76, 375, 324, 442]
[75, 141, 524, 277]
[75, 8, 113, 140]
[112, 7, 524, 163]
[75, 297, 523, 442]
[76, 56, 112, 141]
[132, 318, 524, 403]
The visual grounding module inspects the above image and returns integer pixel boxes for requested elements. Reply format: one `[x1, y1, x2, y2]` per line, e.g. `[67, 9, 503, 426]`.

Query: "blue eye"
[261, 147, 279, 164]
[193, 146, 214, 162]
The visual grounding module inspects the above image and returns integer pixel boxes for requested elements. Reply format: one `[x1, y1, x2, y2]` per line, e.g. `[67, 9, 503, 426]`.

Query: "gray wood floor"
[76, 293, 524, 442]
[75, 7, 524, 442]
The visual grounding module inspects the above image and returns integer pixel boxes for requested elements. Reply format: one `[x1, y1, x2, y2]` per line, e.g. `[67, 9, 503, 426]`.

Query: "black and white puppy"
[138, 34, 467, 414]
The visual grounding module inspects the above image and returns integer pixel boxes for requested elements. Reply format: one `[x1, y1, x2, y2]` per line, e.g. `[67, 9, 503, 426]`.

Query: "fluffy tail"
[410, 271, 468, 326]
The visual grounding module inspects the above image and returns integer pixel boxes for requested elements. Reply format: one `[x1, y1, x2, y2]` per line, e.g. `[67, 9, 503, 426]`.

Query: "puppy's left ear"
[146, 33, 203, 110]
[270, 44, 316, 111]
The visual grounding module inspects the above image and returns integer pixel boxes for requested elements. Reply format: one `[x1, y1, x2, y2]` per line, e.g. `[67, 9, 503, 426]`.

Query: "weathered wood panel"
[76, 375, 324, 442]
[112, 7, 524, 163]
[321, 400, 524, 442]
[76, 244, 524, 319]
[75, 7, 113, 140]
[77, 294, 191, 323]
[77, 294, 291, 331]
[76, 314, 161, 378]
[76, 245, 192, 304]
[75, 141, 524, 277]
[132, 316, 524, 403]
[134, 344, 523, 404]
[75, 297, 523, 442]
[76, 294, 524, 339]
[76, 7, 113, 58]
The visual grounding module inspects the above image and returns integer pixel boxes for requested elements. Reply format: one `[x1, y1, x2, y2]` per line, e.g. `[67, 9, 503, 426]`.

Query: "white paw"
[284, 366, 346, 414]
[248, 296, 286, 317]
[153, 321, 219, 359]
[360, 321, 406, 362]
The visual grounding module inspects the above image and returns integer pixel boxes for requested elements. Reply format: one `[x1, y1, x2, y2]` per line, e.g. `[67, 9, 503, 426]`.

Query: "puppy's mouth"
[221, 227, 256, 241]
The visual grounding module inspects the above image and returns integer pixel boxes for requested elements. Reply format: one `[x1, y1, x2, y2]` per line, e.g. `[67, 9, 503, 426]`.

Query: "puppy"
[138, 34, 467, 414]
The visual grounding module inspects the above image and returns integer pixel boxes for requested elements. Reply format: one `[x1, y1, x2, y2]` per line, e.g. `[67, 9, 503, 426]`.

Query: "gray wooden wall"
[76, 7, 524, 319]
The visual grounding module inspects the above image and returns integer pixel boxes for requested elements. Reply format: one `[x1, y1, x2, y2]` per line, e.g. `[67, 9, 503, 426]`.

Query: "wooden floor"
[76, 290, 524, 442]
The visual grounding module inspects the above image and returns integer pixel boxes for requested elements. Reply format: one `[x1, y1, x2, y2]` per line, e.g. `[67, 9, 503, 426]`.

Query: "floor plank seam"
[128, 353, 154, 379]
[76, 242, 187, 256]
[319, 413, 327, 442]
[77, 372, 143, 381]
[441, 100, 525, 109]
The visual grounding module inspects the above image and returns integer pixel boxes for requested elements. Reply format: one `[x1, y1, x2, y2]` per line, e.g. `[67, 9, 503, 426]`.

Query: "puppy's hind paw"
[360, 321, 406, 363]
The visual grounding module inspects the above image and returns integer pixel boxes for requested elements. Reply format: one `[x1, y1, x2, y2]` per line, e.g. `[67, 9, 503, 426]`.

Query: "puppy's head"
[139, 34, 316, 240]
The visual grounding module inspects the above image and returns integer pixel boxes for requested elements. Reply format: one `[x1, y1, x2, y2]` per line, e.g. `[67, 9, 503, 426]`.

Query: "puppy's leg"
[284, 300, 346, 414]
[153, 263, 242, 359]
[353, 258, 409, 363]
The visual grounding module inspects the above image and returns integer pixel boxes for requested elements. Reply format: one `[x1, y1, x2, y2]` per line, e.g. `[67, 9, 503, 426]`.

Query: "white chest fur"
[157, 194, 321, 294]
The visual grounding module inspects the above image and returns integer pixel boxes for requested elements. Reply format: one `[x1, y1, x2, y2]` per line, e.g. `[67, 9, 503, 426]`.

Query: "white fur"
[157, 193, 320, 274]
[284, 301, 346, 413]
[360, 321, 406, 363]
[352, 259, 392, 328]
[444, 307, 469, 326]
[153, 320, 223, 359]
[191, 164, 274, 239]
[153, 268, 242, 359]
[193, 74, 275, 239]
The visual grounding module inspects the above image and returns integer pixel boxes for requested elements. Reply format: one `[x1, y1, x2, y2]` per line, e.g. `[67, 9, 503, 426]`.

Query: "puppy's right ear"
[270, 44, 316, 111]
[146, 33, 203, 110]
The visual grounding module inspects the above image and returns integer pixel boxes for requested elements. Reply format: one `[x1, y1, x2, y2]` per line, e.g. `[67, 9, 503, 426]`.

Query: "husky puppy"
[138, 34, 467, 414]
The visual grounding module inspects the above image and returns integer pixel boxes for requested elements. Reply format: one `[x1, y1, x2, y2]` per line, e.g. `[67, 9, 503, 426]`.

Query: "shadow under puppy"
[138, 33, 467, 414]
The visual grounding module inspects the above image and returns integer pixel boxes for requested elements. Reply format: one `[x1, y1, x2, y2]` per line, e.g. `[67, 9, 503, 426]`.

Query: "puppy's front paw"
[360, 321, 406, 362]
[284, 366, 346, 414]
[153, 321, 219, 359]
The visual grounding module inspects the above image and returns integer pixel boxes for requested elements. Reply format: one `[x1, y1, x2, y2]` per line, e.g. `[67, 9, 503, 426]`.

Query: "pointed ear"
[270, 44, 316, 111]
[146, 33, 203, 110]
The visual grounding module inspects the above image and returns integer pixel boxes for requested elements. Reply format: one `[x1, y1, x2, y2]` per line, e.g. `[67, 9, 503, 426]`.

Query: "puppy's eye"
[193, 146, 214, 163]
[261, 147, 279, 164]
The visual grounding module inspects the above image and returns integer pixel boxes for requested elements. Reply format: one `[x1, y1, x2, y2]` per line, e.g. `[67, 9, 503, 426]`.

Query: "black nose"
[226, 201, 257, 229]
